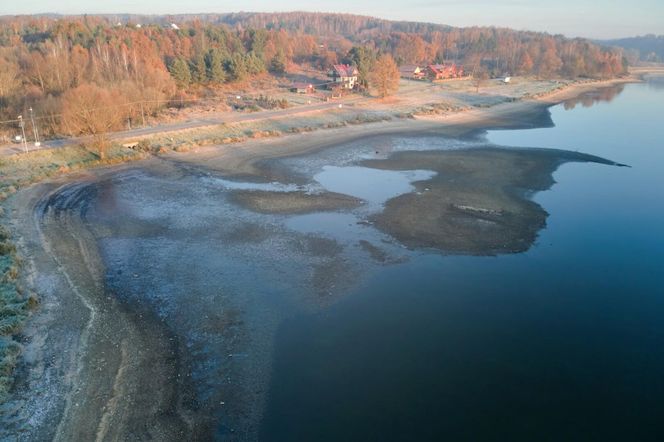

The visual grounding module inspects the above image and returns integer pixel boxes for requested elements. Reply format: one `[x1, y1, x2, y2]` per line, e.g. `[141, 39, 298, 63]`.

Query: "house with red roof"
[327, 64, 359, 90]
[426, 64, 464, 81]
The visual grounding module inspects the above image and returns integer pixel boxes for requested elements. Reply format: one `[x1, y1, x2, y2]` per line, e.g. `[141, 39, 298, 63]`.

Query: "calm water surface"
[260, 81, 664, 441]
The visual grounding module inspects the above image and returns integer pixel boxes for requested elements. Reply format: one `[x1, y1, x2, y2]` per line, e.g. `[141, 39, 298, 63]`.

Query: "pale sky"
[1, 0, 663, 40]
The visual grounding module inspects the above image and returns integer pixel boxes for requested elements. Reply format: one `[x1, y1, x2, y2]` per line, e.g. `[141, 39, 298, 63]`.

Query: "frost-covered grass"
[0, 225, 37, 401]
[0, 144, 145, 200]
[143, 110, 394, 152]
[0, 144, 143, 402]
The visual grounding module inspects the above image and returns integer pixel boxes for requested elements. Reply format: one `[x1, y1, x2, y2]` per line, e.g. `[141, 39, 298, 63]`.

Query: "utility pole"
[17, 115, 28, 153]
[29, 107, 40, 147]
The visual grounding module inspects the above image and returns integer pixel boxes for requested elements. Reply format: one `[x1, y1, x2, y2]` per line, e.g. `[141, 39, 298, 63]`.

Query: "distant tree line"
[599, 35, 664, 63]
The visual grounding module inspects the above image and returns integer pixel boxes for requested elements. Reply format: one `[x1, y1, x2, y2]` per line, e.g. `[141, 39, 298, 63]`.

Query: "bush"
[255, 95, 289, 110]
[136, 139, 153, 152]
[0, 220, 32, 402]
[0, 315, 25, 335]
[0, 338, 21, 399]
[0, 243, 16, 256]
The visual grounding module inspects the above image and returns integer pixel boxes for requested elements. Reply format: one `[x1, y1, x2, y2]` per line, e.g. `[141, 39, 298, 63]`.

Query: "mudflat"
[363, 148, 623, 254]
[229, 190, 362, 214]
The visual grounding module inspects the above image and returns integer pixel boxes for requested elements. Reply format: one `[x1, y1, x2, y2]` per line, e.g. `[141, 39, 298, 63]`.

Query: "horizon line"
[0, 10, 658, 41]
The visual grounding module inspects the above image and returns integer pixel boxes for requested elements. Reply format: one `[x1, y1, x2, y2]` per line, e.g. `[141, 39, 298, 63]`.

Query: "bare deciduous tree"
[61, 84, 124, 160]
[0, 56, 20, 99]
[370, 54, 400, 98]
[472, 68, 490, 93]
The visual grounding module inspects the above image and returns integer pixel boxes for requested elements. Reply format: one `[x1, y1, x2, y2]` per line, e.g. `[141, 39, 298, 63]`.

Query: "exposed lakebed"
[33, 139, 614, 439]
[5, 81, 664, 441]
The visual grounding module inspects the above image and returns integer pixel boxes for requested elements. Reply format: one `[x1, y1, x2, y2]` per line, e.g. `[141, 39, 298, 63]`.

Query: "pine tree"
[347, 46, 377, 88]
[193, 53, 207, 84]
[245, 52, 266, 75]
[169, 57, 191, 88]
[248, 29, 268, 58]
[206, 49, 226, 83]
[226, 52, 248, 81]
[269, 50, 287, 74]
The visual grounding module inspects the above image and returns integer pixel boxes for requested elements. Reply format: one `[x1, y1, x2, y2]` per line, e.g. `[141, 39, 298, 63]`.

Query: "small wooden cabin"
[290, 82, 315, 94]
[399, 65, 425, 80]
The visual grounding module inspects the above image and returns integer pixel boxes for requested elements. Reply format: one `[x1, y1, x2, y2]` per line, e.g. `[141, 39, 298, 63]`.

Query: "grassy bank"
[0, 225, 38, 400]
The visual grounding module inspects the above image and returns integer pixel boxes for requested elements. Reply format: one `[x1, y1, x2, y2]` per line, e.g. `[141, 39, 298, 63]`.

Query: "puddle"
[314, 166, 436, 210]
[285, 212, 382, 245]
[201, 165, 436, 215]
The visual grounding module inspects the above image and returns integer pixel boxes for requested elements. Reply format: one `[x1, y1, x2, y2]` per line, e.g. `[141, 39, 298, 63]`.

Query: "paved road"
[0, 99, 356, 157]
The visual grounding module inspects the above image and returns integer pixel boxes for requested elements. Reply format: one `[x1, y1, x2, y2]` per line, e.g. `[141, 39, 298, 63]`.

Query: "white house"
[328, 64, 359, 90]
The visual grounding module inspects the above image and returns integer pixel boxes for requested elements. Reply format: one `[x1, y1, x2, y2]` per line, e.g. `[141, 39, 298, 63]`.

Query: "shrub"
[136, 139, 153, 152]
[0, 243, 15, 256]
[0, 338, 21, 399]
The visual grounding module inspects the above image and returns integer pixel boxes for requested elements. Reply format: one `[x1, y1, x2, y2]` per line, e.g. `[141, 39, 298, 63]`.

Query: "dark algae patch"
[363, 147, 621, 254]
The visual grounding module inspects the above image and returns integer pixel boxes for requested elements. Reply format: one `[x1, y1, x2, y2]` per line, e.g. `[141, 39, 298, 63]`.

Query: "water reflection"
[313, 166, 436, 211]
[645, 75, 664, 90]
[562, 84, 625, 110]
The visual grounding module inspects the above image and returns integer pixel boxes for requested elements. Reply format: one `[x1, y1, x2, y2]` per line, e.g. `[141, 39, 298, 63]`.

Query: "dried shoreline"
[0, 75, 640, 440]
[153, 74, 639, 182]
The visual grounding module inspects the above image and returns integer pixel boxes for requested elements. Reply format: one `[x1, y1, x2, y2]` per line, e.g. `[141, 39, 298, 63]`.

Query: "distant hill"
[20, 12, 454, 39]
[600, 35, 664, 62]
[210, 12, 454, 37]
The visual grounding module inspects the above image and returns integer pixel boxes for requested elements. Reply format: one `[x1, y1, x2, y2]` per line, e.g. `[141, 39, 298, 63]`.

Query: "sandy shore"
[0, 74, 641, 440]
[417, 75, 638, 127]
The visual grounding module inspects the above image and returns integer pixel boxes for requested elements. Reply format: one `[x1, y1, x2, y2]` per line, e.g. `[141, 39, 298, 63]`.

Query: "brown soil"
[229, 190, 362, 214]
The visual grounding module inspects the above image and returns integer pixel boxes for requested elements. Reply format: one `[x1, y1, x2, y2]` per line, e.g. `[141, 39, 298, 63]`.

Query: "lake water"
[259, 80, 664, 441]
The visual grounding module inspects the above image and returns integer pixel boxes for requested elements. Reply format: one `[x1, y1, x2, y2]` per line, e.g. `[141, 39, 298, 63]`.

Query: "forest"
[0, 13, 627, 140]
[600, 34, 664, 63]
